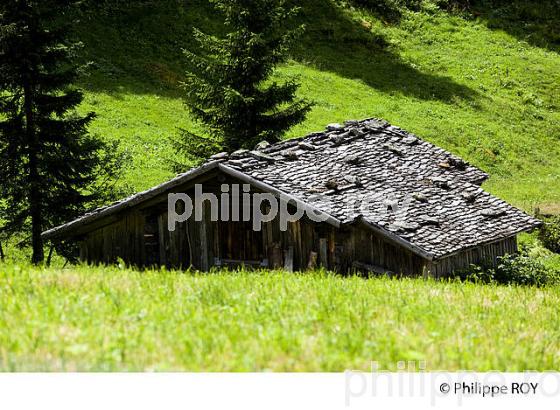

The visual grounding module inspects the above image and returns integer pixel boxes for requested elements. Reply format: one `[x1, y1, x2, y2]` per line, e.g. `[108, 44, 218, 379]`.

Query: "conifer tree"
[0, 0, 122, 263]
[181, 0, 312, 156]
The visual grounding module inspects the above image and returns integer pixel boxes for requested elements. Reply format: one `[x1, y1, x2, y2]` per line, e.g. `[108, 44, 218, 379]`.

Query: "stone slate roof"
[211, 118, 540, 259]
[43, 118, 541, 260]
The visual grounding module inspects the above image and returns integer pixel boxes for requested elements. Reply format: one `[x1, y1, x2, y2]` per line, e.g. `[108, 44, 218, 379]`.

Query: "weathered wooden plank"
[199, 201, 210, 271]
[319, 238, 328, 268]
[269, 242, 283, 268]
[307, 251, 318, 270]
[284, 246, 294, 272]
[328, 228, 336, 270]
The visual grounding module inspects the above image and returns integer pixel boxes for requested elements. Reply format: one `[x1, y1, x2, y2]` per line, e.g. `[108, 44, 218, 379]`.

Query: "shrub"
[454, 259, 495, 284]
[348, 0, 423, 21]
[493, 254, 551, 286]
[455, 252, 558, 287]
[539, 216, 560, 254]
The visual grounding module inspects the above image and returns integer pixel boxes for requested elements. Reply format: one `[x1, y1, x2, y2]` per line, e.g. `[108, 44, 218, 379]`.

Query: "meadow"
[1, 264, 559, 371]
[1, 1, 559, 372]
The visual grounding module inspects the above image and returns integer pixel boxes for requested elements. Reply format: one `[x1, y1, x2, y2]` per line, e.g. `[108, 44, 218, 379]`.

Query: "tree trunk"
[46, 244, 54, 267]
[0, 241, 5, 261]
[23, 81, 44, 264]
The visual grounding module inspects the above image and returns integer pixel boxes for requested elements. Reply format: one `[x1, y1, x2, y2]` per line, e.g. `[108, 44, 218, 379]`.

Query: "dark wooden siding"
[427, 236, 518, 277]
[79, 210, 145, 266]
[79, 209, 193, 269]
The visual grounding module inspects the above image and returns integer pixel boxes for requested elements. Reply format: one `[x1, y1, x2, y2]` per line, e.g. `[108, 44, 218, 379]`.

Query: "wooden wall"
[340, 224, 428, 276]
[79, 209, 192, 269]
[427, 236, 518, 277]
[79, 211, 145, 266]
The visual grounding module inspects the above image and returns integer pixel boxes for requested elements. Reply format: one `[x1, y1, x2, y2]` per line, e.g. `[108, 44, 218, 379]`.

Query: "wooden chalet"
[42, 119, 541, 276]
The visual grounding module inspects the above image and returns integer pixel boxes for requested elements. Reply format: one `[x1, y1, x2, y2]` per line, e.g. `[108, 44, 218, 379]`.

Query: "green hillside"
[74, 0, 560, 212]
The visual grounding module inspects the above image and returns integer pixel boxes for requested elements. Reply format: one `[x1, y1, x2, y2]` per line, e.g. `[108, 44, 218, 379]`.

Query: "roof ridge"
[206, 118, 487, 183]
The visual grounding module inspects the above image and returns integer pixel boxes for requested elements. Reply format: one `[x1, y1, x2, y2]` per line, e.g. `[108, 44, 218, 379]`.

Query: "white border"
[0, 372, 558, 410]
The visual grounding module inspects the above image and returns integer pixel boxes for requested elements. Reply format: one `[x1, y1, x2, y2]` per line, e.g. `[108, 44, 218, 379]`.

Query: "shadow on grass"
[294, 0, 479, 104]
[75, 0, 207, 97]
[76, 0, 479, 105]
[467, 0, 560, 53]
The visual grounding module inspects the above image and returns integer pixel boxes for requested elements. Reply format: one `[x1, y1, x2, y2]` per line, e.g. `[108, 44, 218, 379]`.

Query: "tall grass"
[1, 264, 558, 371]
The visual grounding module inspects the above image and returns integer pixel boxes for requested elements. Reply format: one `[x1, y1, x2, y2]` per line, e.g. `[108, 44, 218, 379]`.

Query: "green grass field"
[75, 0, 560, 211]
[1, 264, 559, 371]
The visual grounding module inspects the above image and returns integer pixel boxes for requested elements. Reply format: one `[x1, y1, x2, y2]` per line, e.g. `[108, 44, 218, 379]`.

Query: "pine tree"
[0, 0, 123, 263]
[181, 0, 313, 156]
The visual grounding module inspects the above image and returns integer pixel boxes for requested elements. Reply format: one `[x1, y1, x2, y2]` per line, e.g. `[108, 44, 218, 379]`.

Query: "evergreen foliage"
[0, 0, 123, 263]
[180, 0, 313, 159]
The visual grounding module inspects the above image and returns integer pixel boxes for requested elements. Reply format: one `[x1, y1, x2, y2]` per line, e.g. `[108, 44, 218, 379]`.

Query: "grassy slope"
[1, 265, 559, 371]
[75, 0, 560, 212]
